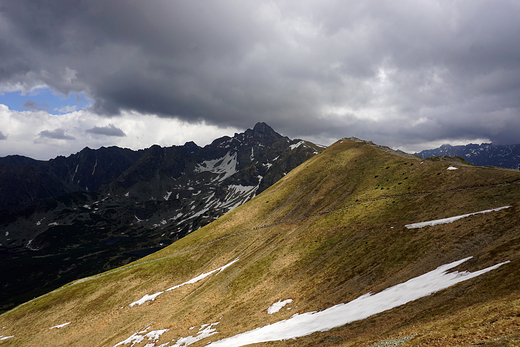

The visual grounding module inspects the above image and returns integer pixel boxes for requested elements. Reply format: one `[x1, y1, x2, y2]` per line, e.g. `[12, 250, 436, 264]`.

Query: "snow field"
[206, 257, 509, 347]
[193, 152, 238, 182]
[118, 257, 508, 347]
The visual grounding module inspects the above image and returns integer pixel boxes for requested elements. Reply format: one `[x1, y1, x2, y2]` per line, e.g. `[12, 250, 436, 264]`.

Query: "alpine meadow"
[1, 138, 519, 347]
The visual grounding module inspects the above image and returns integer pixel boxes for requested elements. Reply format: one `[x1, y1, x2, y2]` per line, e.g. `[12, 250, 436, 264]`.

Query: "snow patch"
[289, 141, 305, 150]
[129, 259, 239, 307]
[227, 184, 257, 196]
[170, 322, 219, 347]
[49, 322, 71, 329]
[153, 219, 168, 228]
[405, 206, 510, 229]
[113, 327, 169, 347]
[447, 166, 458, 170]
[194, 152, 238, 182]
[26, 239, 39, 251]
[267, 299, 293, 314]
[206, 257, 509, 347]
[0, 335, 14, 341]
[164, 191, 173, 201]
[165, 258, 239, 292]
[129, 292, 164, 307]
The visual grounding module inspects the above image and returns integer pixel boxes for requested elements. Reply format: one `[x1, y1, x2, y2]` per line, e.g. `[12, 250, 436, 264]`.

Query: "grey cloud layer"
[1, 0, 520, 147]
[86, 124, 126, 137]
[22, 100, 50, 112]
[38, 128, 75, 140]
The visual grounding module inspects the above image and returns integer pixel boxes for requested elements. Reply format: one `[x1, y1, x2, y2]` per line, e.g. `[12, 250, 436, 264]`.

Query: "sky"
[1, 0, 520, 160]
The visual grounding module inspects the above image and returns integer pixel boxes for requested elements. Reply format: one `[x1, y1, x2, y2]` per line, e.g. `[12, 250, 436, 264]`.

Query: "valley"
[0, 123, 321, 312]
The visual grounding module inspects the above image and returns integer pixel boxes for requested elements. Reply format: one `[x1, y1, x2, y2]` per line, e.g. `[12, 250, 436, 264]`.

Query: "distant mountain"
[415, 143, 520, 169]
[0, 122, 323, 312]
[0, 147, 143, 213]
[2, 138, 519, 347]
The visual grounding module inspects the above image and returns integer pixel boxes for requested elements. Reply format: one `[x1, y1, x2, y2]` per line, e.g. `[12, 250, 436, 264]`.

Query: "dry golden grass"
[1, 139, 520, 346]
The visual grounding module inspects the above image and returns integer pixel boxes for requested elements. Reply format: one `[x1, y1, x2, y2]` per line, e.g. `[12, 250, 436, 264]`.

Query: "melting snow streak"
[113, 326, 169, 347]
[129, 259, 239, 307]
[207, 257, 509, 347]
[405, 206, 510, 229]
[49, 322, 71, 329]
[170, 322, 219, 347]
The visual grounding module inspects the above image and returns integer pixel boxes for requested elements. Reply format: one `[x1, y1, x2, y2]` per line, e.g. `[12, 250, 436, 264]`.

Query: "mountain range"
[1, 137, 519, 346]
[415, 143, 520, 170]
[0, 122, 322, 312]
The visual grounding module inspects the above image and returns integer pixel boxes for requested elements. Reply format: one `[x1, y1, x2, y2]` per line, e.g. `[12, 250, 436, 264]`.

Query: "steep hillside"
[1, 138, 519, 347]
[0, 122, 321, 313]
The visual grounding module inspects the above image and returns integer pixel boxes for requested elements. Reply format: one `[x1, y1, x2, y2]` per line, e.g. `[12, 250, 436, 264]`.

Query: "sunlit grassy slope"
[1, 138, 520, 346]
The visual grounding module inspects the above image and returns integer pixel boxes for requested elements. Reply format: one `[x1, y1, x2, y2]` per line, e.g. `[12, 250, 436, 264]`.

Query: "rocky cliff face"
[0, 122, 323, 312]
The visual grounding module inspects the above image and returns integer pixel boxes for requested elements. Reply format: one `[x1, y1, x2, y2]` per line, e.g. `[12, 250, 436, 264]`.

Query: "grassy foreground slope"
[1, 138, 520, 347]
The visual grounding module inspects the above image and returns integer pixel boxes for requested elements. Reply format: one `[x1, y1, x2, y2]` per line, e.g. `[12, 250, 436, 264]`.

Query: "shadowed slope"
[1, 138, 519, 347]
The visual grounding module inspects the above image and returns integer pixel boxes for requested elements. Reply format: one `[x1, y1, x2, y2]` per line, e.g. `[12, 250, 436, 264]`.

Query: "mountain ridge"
[1, 137, 519, 346]
[0, 122, 322, 313]
[415, 142, 520, 170]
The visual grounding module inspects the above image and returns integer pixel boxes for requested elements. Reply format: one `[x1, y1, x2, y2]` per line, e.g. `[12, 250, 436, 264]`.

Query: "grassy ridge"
[1, 139, 519, 346]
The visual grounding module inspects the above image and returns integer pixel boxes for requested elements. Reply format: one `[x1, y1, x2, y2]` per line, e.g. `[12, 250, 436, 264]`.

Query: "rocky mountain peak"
[0, 123, 324, 312]
[252, 122, 281, 137]
[236, 122, 285, 146]
[183, 141, 199, 152]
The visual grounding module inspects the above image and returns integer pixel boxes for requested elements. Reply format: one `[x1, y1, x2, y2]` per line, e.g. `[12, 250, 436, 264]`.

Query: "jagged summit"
[183, 141, 199, 152]
[0, 123, 323, 312]
[251, 121, 284, 139]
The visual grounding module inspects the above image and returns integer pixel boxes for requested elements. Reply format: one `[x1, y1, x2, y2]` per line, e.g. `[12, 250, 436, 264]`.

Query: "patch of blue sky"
[0, 87, 93, 114]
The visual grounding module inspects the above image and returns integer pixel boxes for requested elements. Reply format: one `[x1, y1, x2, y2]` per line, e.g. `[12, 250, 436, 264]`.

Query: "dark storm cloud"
[86, 124, 126, 137]
[38, 128, 75, 140]
[1, 0, 520, 148]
